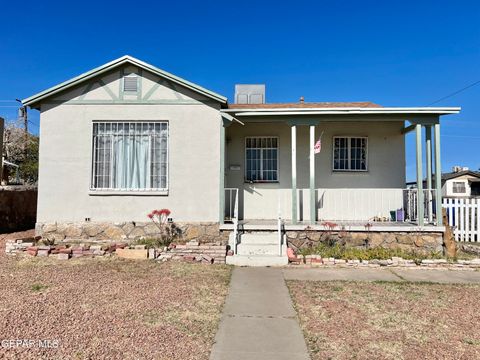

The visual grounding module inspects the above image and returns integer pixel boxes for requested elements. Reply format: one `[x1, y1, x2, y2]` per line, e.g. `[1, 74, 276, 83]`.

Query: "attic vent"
[235, 84, 265, 104]
[123, 74, 138, 92]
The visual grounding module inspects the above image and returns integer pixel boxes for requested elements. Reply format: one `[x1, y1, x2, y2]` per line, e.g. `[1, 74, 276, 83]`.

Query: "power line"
[428, 79, 480, 105]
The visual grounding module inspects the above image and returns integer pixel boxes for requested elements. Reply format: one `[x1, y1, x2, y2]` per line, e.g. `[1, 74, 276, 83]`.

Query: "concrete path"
[210, 267, 310, 360]
[283, 268, 480, 284]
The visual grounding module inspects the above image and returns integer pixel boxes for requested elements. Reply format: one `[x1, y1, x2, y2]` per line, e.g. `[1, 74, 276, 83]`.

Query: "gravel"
[0, 231, 231, 359]
[288, 280, 480, 360]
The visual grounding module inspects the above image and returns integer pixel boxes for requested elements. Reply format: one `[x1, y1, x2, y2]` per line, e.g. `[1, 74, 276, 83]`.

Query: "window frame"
[244, 136, 279, 183]
[452, 181, 466, 194]
[332, 136, 368, 172]
[89, 120, 169, 195]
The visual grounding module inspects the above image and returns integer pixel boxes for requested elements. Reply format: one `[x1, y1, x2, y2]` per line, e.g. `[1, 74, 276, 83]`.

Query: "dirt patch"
[287, 280, 480, 360]
[0, 232, 231, 359]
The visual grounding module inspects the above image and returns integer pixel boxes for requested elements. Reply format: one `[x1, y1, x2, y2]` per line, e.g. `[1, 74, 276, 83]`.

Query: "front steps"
[226, 231, 288, 267]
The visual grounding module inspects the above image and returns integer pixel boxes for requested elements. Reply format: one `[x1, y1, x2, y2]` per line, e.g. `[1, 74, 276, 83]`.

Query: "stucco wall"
[37, 66, 222, 224]
[226, 121, 406, 220]
[444, 176, 474, 197]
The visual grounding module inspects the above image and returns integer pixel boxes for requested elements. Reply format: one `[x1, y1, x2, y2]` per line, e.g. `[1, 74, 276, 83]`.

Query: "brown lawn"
[0, 232, 231, 360]
[288, 280, 480, 360]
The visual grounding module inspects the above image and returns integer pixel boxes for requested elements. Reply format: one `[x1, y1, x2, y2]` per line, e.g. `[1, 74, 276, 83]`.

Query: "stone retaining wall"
[0, 186, 37, 232]
[36, 221, 230, 245]
[286, 230, 444, 254]
[6, 237, 227, 264]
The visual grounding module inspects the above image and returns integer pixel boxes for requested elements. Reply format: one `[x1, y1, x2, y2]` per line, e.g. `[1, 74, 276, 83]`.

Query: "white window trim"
[89, 120, 169, 194]
[244, 136, 279, 183]
[332, 136, 368, 172]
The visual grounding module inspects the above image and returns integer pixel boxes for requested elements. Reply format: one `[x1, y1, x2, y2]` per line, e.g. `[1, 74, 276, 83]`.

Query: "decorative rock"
[128, 227, 146, 239]
[148, 248, 156, 259]
[184, 226, 202, 240]
[37, 249, 49, 257]
[103, 226, 126, 240]
[84, 224, 104, 237]
[116, 248, 148, 260]
[134, 245, 146, 250]
[42, 223, 57, 233]
[64, 224, 83, 238]
[122, 222, 136, 236]
[57, 253, 69, 260]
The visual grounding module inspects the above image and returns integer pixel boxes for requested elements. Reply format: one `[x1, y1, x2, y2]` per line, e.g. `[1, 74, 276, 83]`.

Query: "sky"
[0, 0, 479, 181]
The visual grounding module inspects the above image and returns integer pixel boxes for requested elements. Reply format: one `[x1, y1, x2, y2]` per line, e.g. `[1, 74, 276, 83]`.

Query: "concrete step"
[237, 243, 286, 256]
[239, 232, 279, 245]
[226, 254, 289, 267]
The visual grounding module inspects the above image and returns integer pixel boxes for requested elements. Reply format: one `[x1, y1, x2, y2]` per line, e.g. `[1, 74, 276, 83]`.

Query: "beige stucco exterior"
[226, 120, 406, 220]
[36, 65, 222, 224]
[442, 174, 479, 198]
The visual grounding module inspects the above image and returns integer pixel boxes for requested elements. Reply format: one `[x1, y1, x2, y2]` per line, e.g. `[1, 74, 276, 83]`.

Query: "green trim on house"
[219, 122, 226, 224]
[97, 79, 119, 101]
[23, 55, 227, 108]
[415, 124, 424, 226]
[434, 123, 443, 226]
[118, 69, 124, 101]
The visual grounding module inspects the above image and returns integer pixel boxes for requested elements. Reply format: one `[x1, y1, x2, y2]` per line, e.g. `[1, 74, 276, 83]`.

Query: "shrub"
[146, 209, 180, 247]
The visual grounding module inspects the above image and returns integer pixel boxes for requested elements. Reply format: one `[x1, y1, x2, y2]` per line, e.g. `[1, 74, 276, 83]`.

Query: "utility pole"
[16, 99, 28, 155]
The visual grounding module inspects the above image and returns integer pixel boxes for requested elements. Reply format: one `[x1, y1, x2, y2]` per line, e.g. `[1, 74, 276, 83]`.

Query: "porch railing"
[403, 189, 438, 225]
[224, 188, 238, 222]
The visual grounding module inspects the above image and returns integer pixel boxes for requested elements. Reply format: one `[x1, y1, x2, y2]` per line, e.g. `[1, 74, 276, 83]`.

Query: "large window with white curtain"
[91, 121, 168, 191]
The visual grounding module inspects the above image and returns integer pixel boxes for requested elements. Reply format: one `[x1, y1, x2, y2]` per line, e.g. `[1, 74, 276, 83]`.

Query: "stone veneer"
[286, 230, 444, 254]
[36, 221, 230, 244]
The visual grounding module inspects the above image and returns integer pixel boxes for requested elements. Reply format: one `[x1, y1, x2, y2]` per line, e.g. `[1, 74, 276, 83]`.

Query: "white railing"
[224, 188, 239, 222]
[403, 189, 437, 225]
[443, 198, 480, 242]
[230, 188, 240, 254]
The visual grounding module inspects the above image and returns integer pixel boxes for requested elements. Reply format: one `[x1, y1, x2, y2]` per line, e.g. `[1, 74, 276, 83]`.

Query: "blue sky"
[0, 0, 479, 181]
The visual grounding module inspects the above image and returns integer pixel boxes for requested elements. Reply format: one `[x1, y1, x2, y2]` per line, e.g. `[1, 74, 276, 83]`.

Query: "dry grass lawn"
[288, 280, 480, 360]
[0, 232, 231, 360]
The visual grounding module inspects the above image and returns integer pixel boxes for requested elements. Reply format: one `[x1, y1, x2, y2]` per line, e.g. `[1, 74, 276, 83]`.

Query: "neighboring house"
[23, 56, 460, 265]
[408, 167, 480, 198]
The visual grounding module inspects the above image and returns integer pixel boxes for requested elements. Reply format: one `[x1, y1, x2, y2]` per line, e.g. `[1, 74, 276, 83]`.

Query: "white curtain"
[111, 126, 151, 189]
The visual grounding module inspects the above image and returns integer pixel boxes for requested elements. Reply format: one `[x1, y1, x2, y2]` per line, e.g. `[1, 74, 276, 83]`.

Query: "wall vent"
[123, 74, 138, 92]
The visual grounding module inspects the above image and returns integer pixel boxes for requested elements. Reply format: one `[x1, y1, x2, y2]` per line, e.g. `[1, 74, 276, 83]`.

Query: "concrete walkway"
[283, 267, 480, 284]
[210, 267, 310, 360]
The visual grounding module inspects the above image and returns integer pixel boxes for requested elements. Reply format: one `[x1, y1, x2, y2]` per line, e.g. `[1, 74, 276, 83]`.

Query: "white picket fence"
[443, 198, 480, 242]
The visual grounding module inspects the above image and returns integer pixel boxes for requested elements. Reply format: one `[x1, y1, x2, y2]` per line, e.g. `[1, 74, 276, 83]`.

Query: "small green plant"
[133, 237, 171, 249]
[31, 283, 48, 292]
[146, 209, 181, 247]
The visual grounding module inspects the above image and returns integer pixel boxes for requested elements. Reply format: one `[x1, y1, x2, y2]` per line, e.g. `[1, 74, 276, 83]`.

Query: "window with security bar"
[91, 121, 168, 191]
[452, 181, 466, 193]
[245, 137, 278, 182]
[333, 136, 368, 171]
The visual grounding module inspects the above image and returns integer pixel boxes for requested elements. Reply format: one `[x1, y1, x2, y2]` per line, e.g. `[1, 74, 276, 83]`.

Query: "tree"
[2, 121, 39, 184]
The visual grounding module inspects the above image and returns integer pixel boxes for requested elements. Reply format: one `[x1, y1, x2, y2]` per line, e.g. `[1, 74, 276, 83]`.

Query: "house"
[22, 56, 460, 265]
[408, 167, 480, 198]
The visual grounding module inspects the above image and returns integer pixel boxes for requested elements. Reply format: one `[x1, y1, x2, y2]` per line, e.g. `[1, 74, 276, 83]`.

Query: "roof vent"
[234, 84, 265, 104]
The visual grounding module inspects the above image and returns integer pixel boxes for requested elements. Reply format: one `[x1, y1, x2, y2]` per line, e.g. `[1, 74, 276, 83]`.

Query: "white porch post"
[309, 125, 316, 224]
[425, 125, 433, 223]
[415, 124, 424, 226]
[291, 125, 297, 224]
[434, 123, 443, 225]
[219, 121, 226, 224]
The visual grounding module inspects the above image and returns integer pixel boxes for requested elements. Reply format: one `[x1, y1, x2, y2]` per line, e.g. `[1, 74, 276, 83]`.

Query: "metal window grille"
[123, 74, 138, 92]
[245, 137, 278, 182]
[333, 136, 367, 171]
[91, 121, 168, 191]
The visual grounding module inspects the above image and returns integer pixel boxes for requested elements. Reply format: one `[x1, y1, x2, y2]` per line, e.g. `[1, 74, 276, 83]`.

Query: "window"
[123, 74, 138, 92]
[333, 136, 367, 171]
[91, 121, 168, 191]
[245, 137, 278, 182]
[452, 181, 466, 194]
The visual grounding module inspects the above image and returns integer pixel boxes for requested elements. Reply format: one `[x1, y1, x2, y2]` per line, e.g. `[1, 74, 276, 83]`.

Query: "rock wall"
[0, 186, 37, 232]
[36, 221, 230, 245]
[286, 230, 444, 254]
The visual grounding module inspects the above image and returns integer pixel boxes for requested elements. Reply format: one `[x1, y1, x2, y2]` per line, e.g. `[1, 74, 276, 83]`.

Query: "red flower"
[159, 209, 171, 217]
[147, 213, 154, 219]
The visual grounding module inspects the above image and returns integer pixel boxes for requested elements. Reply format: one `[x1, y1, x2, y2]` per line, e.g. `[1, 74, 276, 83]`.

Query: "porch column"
[434, 123, 443, 225]
[309, 125, 316, 224]
[219, 122, 226, 224]
[425, 125, 433, 223]
[415, 124, 424, 226]
[291, 125, 297, 224]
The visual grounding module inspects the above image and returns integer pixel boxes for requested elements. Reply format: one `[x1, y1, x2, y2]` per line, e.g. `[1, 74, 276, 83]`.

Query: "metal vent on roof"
[123, 75, 138, 92]
[235, 84, 265, 104]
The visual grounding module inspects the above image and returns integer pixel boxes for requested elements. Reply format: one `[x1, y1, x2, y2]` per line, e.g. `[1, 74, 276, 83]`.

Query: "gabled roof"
[228, 101, 382, 109]
[442, 170, 480, 181]
[22, 55, 227, 108]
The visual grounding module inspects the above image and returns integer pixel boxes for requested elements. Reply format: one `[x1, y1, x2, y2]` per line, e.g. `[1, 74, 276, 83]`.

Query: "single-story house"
[23, 56, 460, 265]
[408, 167, 480, 198]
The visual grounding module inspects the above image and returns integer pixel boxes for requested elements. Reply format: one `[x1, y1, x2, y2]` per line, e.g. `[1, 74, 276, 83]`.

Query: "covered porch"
[219, 106, 460, 229]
